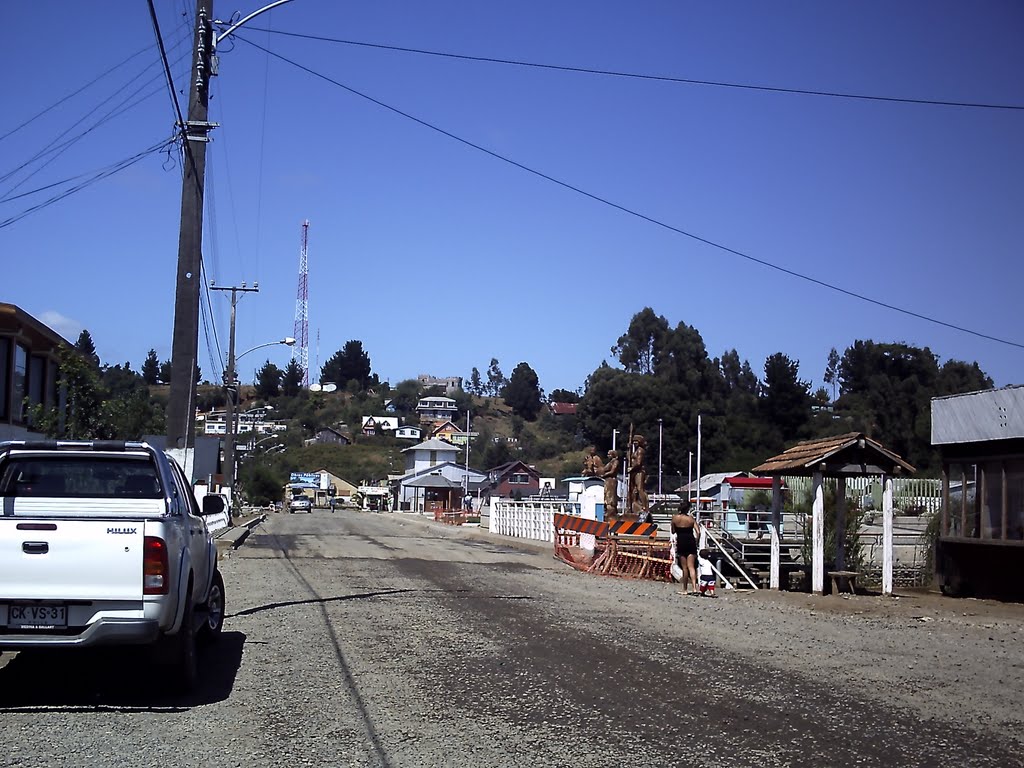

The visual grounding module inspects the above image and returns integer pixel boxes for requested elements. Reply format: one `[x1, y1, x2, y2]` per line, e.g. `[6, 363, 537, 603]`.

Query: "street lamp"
[223, 336, 295, 501]
[657, 418, 663, 496]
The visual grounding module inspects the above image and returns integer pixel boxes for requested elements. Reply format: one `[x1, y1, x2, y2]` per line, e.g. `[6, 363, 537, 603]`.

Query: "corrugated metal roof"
[751, 432, 914, 476]
[402, 438, 460, 453]
[931, 385, 1024, 445]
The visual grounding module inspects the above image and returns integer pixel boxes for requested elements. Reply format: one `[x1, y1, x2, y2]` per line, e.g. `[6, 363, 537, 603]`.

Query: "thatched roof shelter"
[752, 432, 915, 595]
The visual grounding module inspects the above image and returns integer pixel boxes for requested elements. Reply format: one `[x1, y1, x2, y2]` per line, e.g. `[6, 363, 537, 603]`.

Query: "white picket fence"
[489, 499, 582, 542]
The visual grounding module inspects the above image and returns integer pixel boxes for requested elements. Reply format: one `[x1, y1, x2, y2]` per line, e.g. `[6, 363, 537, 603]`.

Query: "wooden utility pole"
[211, 282, 258, 497]
[167, 0, 215, 451]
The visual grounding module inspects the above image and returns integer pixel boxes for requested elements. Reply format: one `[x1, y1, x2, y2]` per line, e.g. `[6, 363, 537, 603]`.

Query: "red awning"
[724, 477, 777, 489]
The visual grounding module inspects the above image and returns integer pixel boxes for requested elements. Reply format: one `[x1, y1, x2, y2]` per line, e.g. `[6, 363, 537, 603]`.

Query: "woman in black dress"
[672, 501, 700, 595]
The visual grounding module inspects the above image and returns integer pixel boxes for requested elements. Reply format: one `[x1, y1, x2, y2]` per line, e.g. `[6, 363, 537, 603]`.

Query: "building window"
[12, 343, 27, 423]
[0, 338, 9, 420]
[509, 473, 530, 484]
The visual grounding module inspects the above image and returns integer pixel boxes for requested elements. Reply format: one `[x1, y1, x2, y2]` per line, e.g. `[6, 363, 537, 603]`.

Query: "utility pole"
[212, 282, 258, 499]
[167, 0, 216, 452]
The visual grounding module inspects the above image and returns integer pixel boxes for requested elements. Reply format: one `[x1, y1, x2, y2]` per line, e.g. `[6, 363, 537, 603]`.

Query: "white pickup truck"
[0, 440, 225, 692]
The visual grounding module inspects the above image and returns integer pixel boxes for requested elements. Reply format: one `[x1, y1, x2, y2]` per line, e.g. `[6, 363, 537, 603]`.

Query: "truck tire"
[167, 586, 198, 693]
[199, 570, 225, 644]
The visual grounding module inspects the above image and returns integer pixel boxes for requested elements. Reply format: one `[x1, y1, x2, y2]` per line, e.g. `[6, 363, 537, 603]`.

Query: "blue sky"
[2, 1, 1022, 394]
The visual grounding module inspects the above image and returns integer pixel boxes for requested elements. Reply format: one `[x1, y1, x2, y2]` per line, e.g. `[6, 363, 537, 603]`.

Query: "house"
[201, 406, 286, 436]
[383, 398, 396, 413]
[361, 416, 399, 436]
[288, 469, 358, 507]
[430, 420, 476, 446]
[417, 374, 463, 395]
[415, 396, 458, 422]
[487, 460, 542, 499]
[394, 460, 487, 513]
[548, 401, 578, 417]
[401, 437, 461, 474]
[931, 385, 1024, 598]
[679, 471, 752, 509]
[395, 425, 422, 441]
[0, 302, 67, 441]
[307, 426, 351, 445]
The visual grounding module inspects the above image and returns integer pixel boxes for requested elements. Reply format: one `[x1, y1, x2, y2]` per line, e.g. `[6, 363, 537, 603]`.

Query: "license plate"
[6, 604, 68, 629]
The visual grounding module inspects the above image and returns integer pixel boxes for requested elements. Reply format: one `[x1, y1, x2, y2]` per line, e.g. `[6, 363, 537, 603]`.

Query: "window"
[509, 473, 530, 485]
[28, 356, 45, 419]
[0, 338, 9, 420]
[12, 343, 27, 423]
[0, 456, 163, 498]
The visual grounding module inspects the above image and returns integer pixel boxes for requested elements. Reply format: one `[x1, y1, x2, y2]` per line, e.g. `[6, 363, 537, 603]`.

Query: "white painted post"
[770, 476, 782, 590]
[812, 472, 824, 595]
[883, 473, 894, 595]
[836, 477, 847, 572]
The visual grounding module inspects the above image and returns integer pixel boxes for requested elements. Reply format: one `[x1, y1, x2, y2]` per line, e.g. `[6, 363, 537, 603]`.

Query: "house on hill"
[306, 426, 351, 446]
[487, 460, 541, 499]
[361, 416, 398, 436]
[395, 424, 422, 441]
[548, 401, 577, 417]
[416, 396, 457, 422]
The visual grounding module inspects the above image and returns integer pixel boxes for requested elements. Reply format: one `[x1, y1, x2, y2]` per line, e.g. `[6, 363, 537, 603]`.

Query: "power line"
[147, 0, 188, 132]
[0, 42, 160, 144]
[0, 137, 174, 229]
[240, 27, 1024, 112]
[232, 33, 1024, 352]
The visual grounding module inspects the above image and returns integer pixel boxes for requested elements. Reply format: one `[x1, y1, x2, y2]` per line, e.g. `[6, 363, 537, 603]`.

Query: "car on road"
[289, 495, 312, 513]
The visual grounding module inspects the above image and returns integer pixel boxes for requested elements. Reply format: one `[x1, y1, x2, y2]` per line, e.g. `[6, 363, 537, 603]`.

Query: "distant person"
[672, 501, 699, 595]
[697, 548, 717, 597]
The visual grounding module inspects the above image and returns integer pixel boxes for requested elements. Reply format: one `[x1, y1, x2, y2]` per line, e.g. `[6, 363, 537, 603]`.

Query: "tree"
[760, 353, 811, 445]
[282, 359, 305, 397]
[503, 362, 543, 420]
[486, 358, 507, 397]
[158, 359, 172, 384]
[611, 307, 668, 375]
[824, 347, 840, 402]
[548, 388, 580, 403]
[256, 361, 283, 399]
[74, 330, 100, 367]
[321, 340, 372, 390]
[141, 349, 160, 385]
[468, 367, 483, 396]
[390, 379, 422, 415]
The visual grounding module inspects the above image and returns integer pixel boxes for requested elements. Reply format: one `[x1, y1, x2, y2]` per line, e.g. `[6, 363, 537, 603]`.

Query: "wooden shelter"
[752, 432, 915, 595]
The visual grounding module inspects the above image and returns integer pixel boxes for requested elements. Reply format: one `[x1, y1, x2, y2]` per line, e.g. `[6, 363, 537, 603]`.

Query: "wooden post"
[836, 477, 847, 572]
[882, 473, 894, 595]
[941, 464, 949, 537]
[812, 471, 824, 595]
[770, 476, 782, 590]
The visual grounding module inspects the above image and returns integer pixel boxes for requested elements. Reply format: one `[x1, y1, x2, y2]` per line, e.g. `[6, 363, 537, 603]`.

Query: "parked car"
[289, 495, 312, 513]
[0, 440, 225, 693]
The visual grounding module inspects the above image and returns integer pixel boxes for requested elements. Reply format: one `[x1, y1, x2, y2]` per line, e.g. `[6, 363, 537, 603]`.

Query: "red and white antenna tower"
[291, 220, 310, 387]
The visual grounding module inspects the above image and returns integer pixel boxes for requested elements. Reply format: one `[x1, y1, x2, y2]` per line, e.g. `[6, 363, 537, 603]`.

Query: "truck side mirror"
[202, 494, 226, 517]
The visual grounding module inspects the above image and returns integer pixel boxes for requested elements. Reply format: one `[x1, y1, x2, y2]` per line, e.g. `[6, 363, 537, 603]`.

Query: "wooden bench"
[828, 570, 860, 594]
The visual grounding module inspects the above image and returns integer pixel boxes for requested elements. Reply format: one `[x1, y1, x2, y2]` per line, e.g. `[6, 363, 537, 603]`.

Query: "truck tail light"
[143, 536, 169, 595]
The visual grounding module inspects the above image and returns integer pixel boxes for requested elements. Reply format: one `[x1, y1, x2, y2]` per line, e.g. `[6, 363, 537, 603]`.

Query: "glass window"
[0, 456, 163, 498]
[946, 462, 977, 537]
[510, 473, 529, 484]
[12, 343, 27, 423]
[28, 355, 45, 410]
[1005, 460, 1024, 541]
[981, 461, 1003, 539]
[0, 338, 9, 420]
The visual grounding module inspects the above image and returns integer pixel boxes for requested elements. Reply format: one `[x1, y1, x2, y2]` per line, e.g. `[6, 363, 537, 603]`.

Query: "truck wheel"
[199, 570, 225, 644]
[168, 587, 198, 693]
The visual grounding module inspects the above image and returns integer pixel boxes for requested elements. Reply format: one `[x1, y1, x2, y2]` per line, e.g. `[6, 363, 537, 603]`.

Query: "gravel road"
[2, 510, 1021, 767]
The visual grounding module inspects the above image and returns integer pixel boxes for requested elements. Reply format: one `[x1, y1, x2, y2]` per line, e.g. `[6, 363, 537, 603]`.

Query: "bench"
[828, 570, 860, 594]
